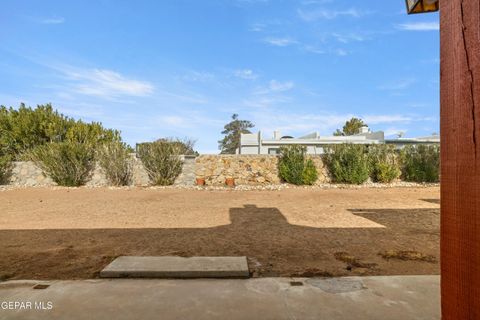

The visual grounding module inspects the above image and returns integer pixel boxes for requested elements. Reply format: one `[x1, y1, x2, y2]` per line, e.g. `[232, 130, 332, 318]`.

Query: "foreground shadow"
[0, 204, 440, 280]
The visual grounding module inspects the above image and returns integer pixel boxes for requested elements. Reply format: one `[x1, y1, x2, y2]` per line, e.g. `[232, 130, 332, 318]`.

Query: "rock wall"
[195, 155, 329, 186]
[174, 156, 196, 186]
[9, 162, 55, 187]
[131, 156, 150, 186]
[5, 155, 330, 187]
[7, 156, 195, 187]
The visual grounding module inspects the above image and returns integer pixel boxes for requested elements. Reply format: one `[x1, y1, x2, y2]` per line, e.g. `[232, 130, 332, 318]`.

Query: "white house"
[238, 127, 384, 155]
[238, 128, 439, 155]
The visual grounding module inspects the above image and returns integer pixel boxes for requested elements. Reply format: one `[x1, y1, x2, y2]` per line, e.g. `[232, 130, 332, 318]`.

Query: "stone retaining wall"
[5, 155, 330, 187]
[7, 156, 192, 187]
[9, 161, 55, 187]
[195, 155, 329, 186]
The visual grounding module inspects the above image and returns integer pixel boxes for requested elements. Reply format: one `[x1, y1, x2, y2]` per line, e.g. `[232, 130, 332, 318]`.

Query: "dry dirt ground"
[0, 187, 440, 280]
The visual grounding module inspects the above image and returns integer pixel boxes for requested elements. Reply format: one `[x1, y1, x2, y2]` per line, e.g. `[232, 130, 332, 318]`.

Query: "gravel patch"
[0, 181, 439, 192]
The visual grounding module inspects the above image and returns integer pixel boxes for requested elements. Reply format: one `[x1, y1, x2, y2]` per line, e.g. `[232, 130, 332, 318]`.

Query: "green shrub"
[279, 145, 305, 185]
[0, 104, 120, 159]
[324, 144, 370, 184]
[97, 142, 133, 186]
[65, 121, 121, 146]
[29, 142, 96, 186]
[136, 138, 197, 156]
[375, 162, 400, 183]
[0, 155, 13, 185]
[137, 139, 184, 185]
[302, 159, 318, 185]
[368, 145, 401, 183]
[400, 145, 440, 182]
[278, 145, 318, 185]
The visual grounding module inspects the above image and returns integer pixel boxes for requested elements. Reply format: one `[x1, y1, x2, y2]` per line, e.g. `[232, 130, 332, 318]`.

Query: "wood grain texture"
[440, 0, 480, 318]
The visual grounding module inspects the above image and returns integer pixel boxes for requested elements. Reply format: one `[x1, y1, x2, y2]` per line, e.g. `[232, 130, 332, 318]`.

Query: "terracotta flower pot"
[196, 177, 206, 186]
[225, 177, 235, 187]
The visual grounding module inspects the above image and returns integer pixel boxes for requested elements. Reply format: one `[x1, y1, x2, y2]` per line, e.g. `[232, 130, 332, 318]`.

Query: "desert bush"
[278, 145, 318, 185]
[279, 145, 305, 185]
[302, 159, 318, 185]
[137, 139, 185, 185]
[65, 121, 121, 146]
[0, 155, 13, 185]
[136, 138, 197, 156]
[97, 142, 133, 186]
[0, 104, 120, 159]
[29, 142, 96, 186]
[368, 144, 401, 183]
[324, 144, 370, 184]
[400, 145, 440, 182]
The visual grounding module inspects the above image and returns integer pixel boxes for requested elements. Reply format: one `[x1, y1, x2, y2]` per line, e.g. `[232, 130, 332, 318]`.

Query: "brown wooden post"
[440, 0, 480, 318]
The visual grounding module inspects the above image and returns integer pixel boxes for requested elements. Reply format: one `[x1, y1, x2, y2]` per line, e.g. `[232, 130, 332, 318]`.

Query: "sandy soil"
[0, 187, 440, 280]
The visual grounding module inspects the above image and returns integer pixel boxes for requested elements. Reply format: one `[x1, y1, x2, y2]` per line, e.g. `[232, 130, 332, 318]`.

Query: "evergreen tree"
[218, 114, 254, 154]
[333, 117, 367, 136]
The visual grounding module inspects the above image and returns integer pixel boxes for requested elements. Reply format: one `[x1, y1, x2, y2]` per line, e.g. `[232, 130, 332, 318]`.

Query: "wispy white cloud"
[332, 32, 367, 43]
[396, 22, 439, 31]
[420, 58, 440, 64]
[250, 110, 433, 138]
[178, 70, 215, 82]
[297, 8, 366, 21]
[49, 65, 154, 99]
[156, 112, 224, 130]
[157, 90, 209, 104]
[301, 0, 333, 5]
[378, 78, 417, 91]
[335, 49, 349, 56]
[408, 103, 431, 108]
[303, 45, 326, 54]
[234, 0, 269, 4]
[252, 112, 352, 134]
[263, 37, 297, 47]
[243, 96, 291, 108]
[248, 19, 288, 33]
[159, 116, 188, 128]
[362, 115, 413, 124]
[72, 69, 153, 97]
[268, 80, 294, 92]
[249, 23, 266, 32]
[234, 69, 259, 80]
[40, 17, 65, 24]
[242, 79, 295, 108]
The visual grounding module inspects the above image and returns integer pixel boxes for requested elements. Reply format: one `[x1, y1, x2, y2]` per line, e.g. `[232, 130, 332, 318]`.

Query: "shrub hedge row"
[1, 105, 440, 187]
[323, 144, 439, 185]
[279, 143, 440, 186]
[400, 145, 440, 183]
[1, 104, 188, 186]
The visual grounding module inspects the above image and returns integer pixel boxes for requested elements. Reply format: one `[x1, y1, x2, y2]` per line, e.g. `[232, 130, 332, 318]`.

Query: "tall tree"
[218, 114, 254, 154]
[333, 117, 367, 136]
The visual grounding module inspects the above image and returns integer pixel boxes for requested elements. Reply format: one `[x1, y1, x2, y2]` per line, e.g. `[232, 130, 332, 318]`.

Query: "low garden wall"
[195, 155, 330, 186]
[9, 161, 55, 187]
[8, 157, 195, 187]
[6, 155, 329, 187]
[8, 160, 146, 187]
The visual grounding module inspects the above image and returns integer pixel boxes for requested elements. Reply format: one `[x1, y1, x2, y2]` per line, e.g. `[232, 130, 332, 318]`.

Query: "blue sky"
[1, 0, 439, 153]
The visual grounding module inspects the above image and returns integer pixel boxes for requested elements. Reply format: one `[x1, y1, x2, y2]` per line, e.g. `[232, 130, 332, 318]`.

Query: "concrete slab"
[0, 276, 440, 320]
[99, 256, 249, 278]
